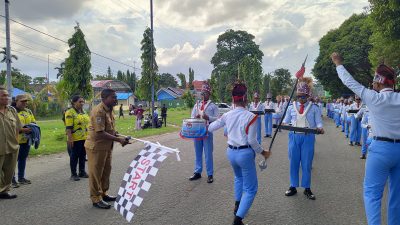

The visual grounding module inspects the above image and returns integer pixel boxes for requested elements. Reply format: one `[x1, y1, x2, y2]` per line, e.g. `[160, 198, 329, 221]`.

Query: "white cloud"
[0, 0, 369, 84]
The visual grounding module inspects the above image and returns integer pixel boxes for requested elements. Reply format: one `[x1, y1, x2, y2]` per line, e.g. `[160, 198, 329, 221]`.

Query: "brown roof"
[192, 80, 206, 92]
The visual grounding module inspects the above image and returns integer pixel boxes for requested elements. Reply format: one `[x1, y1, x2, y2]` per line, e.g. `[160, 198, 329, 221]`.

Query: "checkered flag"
[114, 144, 171, 222]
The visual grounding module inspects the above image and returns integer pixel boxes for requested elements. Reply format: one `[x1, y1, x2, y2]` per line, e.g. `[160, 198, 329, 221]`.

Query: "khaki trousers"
[87, 148, 112, 203]
[0, 152, 18, 193]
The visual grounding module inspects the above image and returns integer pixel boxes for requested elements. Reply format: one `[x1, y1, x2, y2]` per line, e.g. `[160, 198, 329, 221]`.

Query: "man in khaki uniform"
[0, 86, 21, 199]
[85, 88, 129, 209]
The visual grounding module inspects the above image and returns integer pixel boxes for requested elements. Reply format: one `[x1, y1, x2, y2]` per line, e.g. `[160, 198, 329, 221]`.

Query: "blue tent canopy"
[12, 88, 28, 98]
[116, 92, 133, 100]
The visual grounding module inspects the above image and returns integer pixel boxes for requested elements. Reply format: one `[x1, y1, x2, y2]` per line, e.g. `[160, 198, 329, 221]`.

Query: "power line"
[0, 14, 138, 70]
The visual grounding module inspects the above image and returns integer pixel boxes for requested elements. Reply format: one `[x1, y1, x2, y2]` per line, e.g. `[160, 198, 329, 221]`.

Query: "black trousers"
[70, 140, 86, 176]
[162, 116, 167, 127]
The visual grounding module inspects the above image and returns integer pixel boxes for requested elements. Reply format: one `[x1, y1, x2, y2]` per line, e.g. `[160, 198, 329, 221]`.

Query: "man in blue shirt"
[283, 77, 324, 200]
[332, 52, 400, 225]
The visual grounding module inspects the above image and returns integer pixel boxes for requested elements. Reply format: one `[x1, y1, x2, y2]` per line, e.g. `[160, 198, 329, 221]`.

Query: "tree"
[59, 24, 92, 99]
[0, 68, 32, 92]
[116, 70, 125, 81]
[313, 14, 373, 97]
[211, 29, 264, 101]
[0, 47, 18, 63]
[137, 27, 158, 102]
[106, 66, 114, 80]
[55, 62, 65, 79]
[177, 73, 187, 89]
[33, 77, 47, 85]
[158, 73, 178, 88]
[368, 0, 400, 68]
[182, 90, 195, 108]
[126, 69, 136, 93]
[269, 68, 294, 98]
[188, 67, 194, 90]
[239, 56, 263, 101]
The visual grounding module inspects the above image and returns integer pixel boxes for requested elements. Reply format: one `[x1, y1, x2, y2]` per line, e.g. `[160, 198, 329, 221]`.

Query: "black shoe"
[189, 173, 201, 181]
[304, 188, 316, 200]
[349, 142, 354, 146]
[360, 154, 366, 159]
[232, 216, 244, 225]
[70, 175, 80, 181]
[103, 195, 117, 202]
[207, 175, 214, 183]
[264, 135, 270, 138]
[285, 187, 297, 196]
[356, 142, 362, 146]
[92, 200, 111, 209]
[18, 178, 31, 185]
[79, 172, 89, 178]
[11, 180, 19, 188]
[0, 192, 17, 199]
[233, 201, 240, 216]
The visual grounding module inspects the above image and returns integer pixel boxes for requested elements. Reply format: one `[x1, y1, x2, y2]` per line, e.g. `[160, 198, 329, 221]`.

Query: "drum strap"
[245, 114, 259, 135]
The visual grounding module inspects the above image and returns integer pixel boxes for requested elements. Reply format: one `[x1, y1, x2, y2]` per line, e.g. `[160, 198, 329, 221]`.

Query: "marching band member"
[249, 93, 263, 144]
[283, 77, 324, 200]
[263, 93, 274, 138]
[273, 95, 284, 129]
[348, 96, 363, 146]
[340, 99, 348, 133]
[332, 52, 400, 225]
[208, 82, 271, 225]
[344, 98, 353, 138]
[189, 83, 219, 183]
[359, 106, 370, 159]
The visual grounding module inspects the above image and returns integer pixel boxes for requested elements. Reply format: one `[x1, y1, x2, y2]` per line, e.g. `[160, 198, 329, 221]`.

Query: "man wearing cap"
[283, 77, 324, 200]
[332, 52, 400, 225]
[189, 83, 219, 183]
[12, 94, 36, 187]
[263, 93, 274, 138]
[249, 92, 264, 144]
[0, 86, 21, 199]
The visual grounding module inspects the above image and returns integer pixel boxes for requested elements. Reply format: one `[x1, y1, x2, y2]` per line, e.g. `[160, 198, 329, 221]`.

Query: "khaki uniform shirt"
[85, 102, 115, 151]
[0, 106, 22, 155]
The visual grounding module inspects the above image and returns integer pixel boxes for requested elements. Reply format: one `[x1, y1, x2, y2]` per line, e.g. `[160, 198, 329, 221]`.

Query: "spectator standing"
[161, 104, 167, 127]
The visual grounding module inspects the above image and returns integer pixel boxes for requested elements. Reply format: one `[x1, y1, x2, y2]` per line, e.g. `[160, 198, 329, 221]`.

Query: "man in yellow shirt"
[0, 87, 22, 199]
[12, 94, 35, 187]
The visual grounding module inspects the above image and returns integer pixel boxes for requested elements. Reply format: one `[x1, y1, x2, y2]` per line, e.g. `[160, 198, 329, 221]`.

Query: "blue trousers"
[364, 140, 400, 225]
[288, 133, 315, 188]
[341, 117, 345, 132]
[264, 113, 273, 136]
[361, 128, 368, 155]
[256, 117, 262, 144]
[227, 148, 258, 219]
[350, 116, 362, 143]
[334, 113, 341, 127]
[345, 117, 351, 138]
[194, 133, 214, 176]
[16, 143, 30, 179]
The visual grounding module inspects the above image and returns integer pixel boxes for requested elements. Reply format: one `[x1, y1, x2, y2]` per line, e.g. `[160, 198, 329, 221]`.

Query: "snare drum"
[180, 118, 207, 139]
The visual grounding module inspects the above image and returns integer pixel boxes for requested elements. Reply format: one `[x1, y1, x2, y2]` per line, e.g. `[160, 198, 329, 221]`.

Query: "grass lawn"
[31, 108, 191, 156]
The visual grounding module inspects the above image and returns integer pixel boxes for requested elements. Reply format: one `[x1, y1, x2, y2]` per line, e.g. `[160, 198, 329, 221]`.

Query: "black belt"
[373, 136, 400, 143]
[228, 145, 251, 150]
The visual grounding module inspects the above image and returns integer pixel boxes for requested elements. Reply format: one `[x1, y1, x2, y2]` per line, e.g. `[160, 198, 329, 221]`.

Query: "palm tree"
[0, 47, 18, 63]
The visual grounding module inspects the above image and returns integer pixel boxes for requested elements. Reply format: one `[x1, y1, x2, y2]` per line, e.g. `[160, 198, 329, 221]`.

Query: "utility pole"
[150, 0, 155, 128]
[5, 0, 12, 99]
[47, 55, 50, 84]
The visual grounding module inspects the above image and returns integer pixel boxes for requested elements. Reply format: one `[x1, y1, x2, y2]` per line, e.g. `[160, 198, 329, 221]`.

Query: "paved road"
[1, 117, 377, 225]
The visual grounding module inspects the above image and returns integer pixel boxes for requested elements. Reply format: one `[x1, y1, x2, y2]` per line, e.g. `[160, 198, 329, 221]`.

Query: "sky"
[0, 0, 368, 82]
